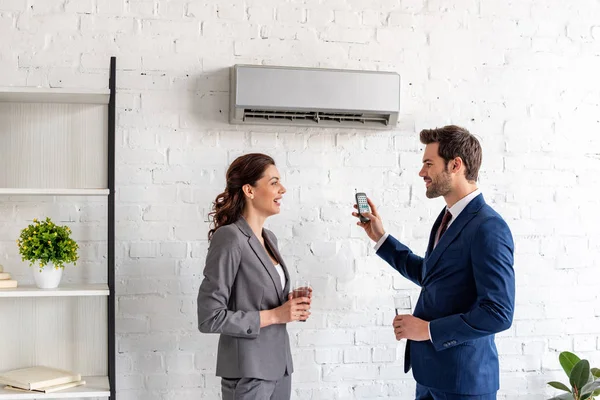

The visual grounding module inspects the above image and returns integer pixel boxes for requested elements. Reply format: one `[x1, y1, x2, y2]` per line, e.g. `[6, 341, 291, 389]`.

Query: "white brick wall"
[1, 0, 600, 399]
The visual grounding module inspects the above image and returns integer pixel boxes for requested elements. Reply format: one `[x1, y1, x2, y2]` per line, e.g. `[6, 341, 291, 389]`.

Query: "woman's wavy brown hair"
[208, 153, 275, 240]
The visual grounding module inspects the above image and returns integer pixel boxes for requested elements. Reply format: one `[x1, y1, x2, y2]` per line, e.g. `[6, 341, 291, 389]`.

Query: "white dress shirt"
[444, 188, 481, 230]
[374, 189, 481, 251]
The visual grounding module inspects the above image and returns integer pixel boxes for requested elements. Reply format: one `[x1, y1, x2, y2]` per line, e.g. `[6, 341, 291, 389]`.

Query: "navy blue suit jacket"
[377, 194, 515, 395]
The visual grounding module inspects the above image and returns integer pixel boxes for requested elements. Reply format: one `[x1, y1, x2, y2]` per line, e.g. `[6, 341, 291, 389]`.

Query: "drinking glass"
[292, 280, 311, 322]
[393, 294, 412, 316]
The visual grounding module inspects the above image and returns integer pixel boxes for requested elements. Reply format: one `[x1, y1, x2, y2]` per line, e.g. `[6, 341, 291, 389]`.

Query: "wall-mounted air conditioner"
[229, 64, 400, 130]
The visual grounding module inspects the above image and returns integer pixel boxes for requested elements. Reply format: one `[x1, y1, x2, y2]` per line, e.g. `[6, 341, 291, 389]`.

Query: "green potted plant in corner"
[17, 217, 79, 289]
[548, 351, 600, 400]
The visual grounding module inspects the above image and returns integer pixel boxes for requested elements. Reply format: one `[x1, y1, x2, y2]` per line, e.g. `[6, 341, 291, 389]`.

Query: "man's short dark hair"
[420, 125, 482, 182]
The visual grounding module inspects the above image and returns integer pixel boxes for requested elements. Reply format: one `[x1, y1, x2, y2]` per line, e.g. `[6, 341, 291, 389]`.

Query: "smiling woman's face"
[246, 164, 286, 217]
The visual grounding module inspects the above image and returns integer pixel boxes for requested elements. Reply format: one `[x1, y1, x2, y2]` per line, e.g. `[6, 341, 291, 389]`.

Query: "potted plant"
[548, 351, 600, 400]
[17, 217, 79, 289]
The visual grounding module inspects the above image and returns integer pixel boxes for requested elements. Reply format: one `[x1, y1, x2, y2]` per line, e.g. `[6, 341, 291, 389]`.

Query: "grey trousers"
[221, 373, 291, 400]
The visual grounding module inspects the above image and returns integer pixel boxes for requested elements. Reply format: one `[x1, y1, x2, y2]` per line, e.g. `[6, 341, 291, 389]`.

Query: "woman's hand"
[278, 294, 311, 323]
[261, 295, 311, 327]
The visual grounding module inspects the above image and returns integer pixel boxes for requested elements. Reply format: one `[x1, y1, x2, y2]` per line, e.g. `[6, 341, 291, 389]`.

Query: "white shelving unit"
[0, 87, 110, 105]
[0, 58, 116, 399]
[0, 377, 109, 399]
[0, 284, 109, 298]
[0, 189, 110, 196]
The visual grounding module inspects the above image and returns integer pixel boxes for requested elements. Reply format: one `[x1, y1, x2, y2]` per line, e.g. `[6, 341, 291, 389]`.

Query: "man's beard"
[426, 170, 452, 199]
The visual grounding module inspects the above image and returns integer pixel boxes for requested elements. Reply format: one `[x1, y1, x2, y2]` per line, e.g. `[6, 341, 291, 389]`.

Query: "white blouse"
[274, 263, 286, 290]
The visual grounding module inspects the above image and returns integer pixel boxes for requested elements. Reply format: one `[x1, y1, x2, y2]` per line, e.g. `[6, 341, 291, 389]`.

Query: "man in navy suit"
[353, 125, 515, 399]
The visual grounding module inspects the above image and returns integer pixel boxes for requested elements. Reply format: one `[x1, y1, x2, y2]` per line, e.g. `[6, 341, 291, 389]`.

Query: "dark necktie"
[434, 210, 452, 247]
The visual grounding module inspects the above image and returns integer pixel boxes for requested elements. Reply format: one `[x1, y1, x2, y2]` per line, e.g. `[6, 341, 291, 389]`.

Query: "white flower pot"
[33, 263, 63, 289]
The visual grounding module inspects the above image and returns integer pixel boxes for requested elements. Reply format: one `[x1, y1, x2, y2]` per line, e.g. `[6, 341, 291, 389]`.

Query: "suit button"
[247, 328, 252, 334]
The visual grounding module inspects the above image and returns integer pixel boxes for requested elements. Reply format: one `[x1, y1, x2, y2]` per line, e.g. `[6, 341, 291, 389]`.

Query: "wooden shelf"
[0, 376, 109, 399]
[0, 189, 109, 196]
[0, 284, 109, 298]
[0, 88, 110, 105]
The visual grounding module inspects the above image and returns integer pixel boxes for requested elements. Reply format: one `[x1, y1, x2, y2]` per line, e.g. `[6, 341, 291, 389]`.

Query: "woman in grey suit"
[197, 153, 311, 400]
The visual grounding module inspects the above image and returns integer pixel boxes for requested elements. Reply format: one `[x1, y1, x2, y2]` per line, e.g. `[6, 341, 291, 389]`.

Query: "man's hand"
[393, 314, 430, 341]
[352, 197, 385, 243]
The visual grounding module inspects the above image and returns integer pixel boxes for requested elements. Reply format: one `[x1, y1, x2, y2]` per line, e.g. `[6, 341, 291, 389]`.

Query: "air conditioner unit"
[229, 64, 400, 130]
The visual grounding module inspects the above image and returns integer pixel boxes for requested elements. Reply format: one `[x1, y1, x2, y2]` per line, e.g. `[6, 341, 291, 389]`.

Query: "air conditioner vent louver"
[230, 65, 400, 130]
[242, 109, 390, 127]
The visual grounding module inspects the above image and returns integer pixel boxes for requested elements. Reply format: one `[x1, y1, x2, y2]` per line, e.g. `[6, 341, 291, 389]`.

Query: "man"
[353, 125, 515, 400]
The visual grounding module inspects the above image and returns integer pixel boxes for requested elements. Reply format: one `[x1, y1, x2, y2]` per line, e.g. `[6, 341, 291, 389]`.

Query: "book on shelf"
[0, 366, 81, 391]
[0, 279, 17, 288]
[0, 266, 17, 288]
[3, 380, 86, 393]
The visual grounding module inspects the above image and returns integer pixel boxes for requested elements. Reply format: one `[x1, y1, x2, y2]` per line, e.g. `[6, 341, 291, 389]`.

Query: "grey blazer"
[197, 217, 293, 380]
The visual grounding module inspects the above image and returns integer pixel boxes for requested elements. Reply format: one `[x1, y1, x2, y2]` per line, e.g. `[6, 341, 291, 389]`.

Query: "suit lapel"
[426, 209, 445, 258]
[425, 194, 485, 273]
[263, 232, 289, 303]
[422, 209, 445, 281]
[235, 218, 284, 304]
[248, 235, 284, 301]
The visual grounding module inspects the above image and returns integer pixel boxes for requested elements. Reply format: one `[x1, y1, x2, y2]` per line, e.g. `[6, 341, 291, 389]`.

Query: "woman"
[197, 153, 311, 400]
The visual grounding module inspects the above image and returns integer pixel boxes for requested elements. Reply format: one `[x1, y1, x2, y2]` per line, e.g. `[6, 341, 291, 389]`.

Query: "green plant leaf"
[549, 393, 576, 400]
[582, 381, 600, 396]
[17, 217, 78, 269]
[548, 381, 572, 393]
[592, 368, 600, 379]
[571, 360, 591, 393]
[561, 352, 582, 377]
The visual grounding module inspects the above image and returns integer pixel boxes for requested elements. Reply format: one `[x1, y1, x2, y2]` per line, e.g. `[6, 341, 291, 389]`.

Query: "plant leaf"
[560, 352, 582, 377]
[588, 371, 595, 385]
[548, 381, 572, 393]
[571, 360, 591, 392]
[592, 368, 600, 379]
[582, 381, 600, 396]
[549, 393, 576, 400]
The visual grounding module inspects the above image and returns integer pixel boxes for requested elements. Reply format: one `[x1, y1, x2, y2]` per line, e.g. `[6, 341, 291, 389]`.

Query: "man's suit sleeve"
[428, 216, 515, 351]
[376, 234, 425, 286]
[197, 227, 260, 338]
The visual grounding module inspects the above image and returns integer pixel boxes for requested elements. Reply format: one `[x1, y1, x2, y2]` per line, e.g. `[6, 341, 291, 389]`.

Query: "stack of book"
[0, 264, 18, 289]
[0, 366, 85, 394]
